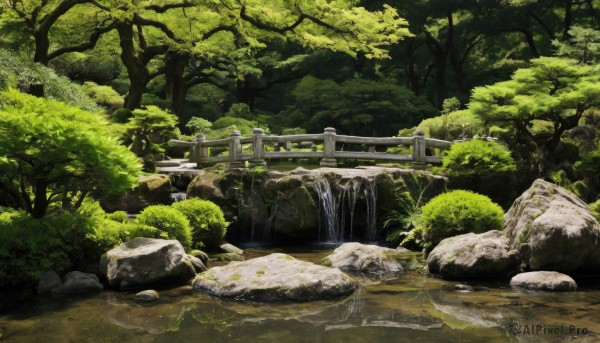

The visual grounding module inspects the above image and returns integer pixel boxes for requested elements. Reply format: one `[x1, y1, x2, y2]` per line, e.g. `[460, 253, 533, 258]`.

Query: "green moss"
[230, 273, 241, 281]
[256, 269, 266, 276]
[322, 257, 332, 267]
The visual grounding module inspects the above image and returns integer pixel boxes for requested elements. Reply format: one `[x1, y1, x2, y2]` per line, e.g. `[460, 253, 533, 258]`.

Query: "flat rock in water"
[192, 253, 357, 301]
[322, 242, 406, 275]
[510, 271, 577, 291]
[219, 243, 243, 255]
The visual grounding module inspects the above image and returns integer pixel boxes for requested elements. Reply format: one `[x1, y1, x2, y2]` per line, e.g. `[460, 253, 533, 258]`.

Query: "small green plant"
[383, 187, 427, 250]
[186, 117, 212, 134]
[106, 211, 129, 223]
[420, 190, 504, 250]
[172, 198, 228, 249]
[590, 200, 600, 222]
[135, 205, 192, 249]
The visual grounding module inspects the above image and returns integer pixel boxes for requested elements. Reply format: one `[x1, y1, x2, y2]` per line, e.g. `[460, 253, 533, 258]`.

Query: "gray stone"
[133, 290, 160, 302]
[103, 238, 196, 289]
[510, 271, 577, 291]
[190, 249, 209, 265]
[188, 255, 206, 273]
[504, 179, 600, 272]
[37, 270, 62, 295]
[219, 243, 243, 255]
[192, 253, 357, 301]
[61, 271, 103, 295]
[427, 231, 521, 280]
[322, 242, 405, 275]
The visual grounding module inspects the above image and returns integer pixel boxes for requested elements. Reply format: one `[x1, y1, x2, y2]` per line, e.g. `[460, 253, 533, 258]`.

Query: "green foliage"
[553, 26, 600, 64]
[383, 187, 427, 250]
[417, 110, 483, 141]
[111, 108, 132, 124]
[172, 198, 228, 249]
[442, 140, 517, 176]
[590, 200, 600, 222]
[135, 205, 192, 249]
[288, 75, 434, 136]
[186, 117, 212, 134]
[106, 211, 129, 223]
[420, 190, 504, 250]
[0, 49, 99, 111]
[123, 222, 168, 240]
[208, 116, 265, 139]
[81, 82, 124, 112]
[0, 89, 141, 218]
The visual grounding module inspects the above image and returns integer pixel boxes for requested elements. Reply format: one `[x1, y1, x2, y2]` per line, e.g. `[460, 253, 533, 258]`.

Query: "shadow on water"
[2, 247, 600, 342]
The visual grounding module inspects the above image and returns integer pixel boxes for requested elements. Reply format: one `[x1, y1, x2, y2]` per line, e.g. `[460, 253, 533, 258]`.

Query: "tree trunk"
[117, 23, 150, 110]
[164, 51, 189, 116]
[31, 181, 48, 219]
[33, 32, 50, 66]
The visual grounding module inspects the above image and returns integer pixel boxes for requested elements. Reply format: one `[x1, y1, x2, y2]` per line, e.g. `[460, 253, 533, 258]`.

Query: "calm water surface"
[1, 246, 599, 342]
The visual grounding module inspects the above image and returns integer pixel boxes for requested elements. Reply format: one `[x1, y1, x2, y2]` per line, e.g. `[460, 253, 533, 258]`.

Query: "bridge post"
[228, 130, 244, 169]
[193, 133, 209, 168]
[411, 130, 427, 169]
[320, 127, 337, 167]
[250, 128, 267, 167]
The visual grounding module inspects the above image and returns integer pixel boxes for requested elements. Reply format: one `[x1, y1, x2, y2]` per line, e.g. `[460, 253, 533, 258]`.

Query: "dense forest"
[1, 0, 600, 288]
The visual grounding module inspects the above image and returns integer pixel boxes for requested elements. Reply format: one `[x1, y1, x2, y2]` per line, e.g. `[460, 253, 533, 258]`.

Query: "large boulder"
[192, 253, 357, 301]
[321, 242, 406, 275]
[510, 271, 577, 291]
[101, 174, 172, 213]
[427, 231, 521, 280]
[60, 271, 104, 295]
[504, 179, 600, 272]
[102, 238, 196, 289]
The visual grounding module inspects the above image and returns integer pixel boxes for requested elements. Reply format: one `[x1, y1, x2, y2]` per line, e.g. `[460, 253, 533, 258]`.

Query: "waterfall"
[364, 177, 377, 241]
[315, 175, 339, 242]
[315, 175, 378, 242]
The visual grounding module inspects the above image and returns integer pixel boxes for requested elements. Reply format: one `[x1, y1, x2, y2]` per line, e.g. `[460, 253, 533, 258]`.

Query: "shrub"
[172, 198, 228, 248]
[135, 205, 192, 249]
[420, 190, 504, 250]
[590, 200, 600, 222]
[123, 222, 168, 240]
[441, 139, 517, 206]
[106, 211, 129, 223]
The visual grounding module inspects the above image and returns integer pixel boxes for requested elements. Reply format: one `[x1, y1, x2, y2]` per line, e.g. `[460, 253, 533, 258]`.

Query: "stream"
[1, 246, 599, 342]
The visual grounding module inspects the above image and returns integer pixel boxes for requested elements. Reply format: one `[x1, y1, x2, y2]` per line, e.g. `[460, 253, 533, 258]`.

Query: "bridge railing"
[169, 127, 452, 169]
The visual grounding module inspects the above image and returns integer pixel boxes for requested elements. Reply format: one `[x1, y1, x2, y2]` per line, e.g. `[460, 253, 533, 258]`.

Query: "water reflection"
[2, 248, 600, 342]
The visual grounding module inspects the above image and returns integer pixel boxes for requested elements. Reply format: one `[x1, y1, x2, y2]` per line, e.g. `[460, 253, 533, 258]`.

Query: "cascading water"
[363, 177, 378, 241]
[315, 175, 338, 242]
[315, 174, 378, 243]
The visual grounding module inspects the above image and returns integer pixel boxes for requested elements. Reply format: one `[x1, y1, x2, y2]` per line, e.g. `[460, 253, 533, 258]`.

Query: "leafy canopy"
[0, 89, 141, 217]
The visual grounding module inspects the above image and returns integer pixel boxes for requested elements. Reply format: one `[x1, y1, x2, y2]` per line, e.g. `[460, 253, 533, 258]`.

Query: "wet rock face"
[321, 242, 406, 275]
[186, 167, 447, 243]
[102, 238, 196, 289]
[427, 231, 521, 280]
[504, 179, 600, 272]
[510, 271, 577, 291]
[192, 253, 357, 301]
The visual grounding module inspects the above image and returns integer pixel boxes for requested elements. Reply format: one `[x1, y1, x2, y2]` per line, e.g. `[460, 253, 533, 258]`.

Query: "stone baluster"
[411, 130, 426, 169]
[250, 128, 267, 167]
[320, 127, 337, 167]
[228, 130, 243, 169]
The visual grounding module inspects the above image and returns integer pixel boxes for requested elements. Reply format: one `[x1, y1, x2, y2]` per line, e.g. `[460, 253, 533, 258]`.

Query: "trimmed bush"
[106, 211, 129, 223]
[441, 139, 517, 206]
[124, 222, 168, 240]
[172, 198, 228, 248]
[421, 190, 504, 250]
[590, 200, 600, 222]
[134, 205, 192, 249]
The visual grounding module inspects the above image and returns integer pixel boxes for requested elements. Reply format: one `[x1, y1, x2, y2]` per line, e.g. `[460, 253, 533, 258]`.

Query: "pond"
[1, 246, 599, 342]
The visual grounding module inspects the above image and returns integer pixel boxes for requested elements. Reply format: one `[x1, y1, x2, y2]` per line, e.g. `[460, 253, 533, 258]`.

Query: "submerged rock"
[60, 271, 103, 295]
[133, 290, 160, 302]
[219, 243, 243, 255]
[504, 179, 600, 272]
[192, 253, 357, 301]
[321, 242, 406, 275]
[427, 231, 521, 280]
[510, 271, 577, 291]
[103, 238, 196, 289]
